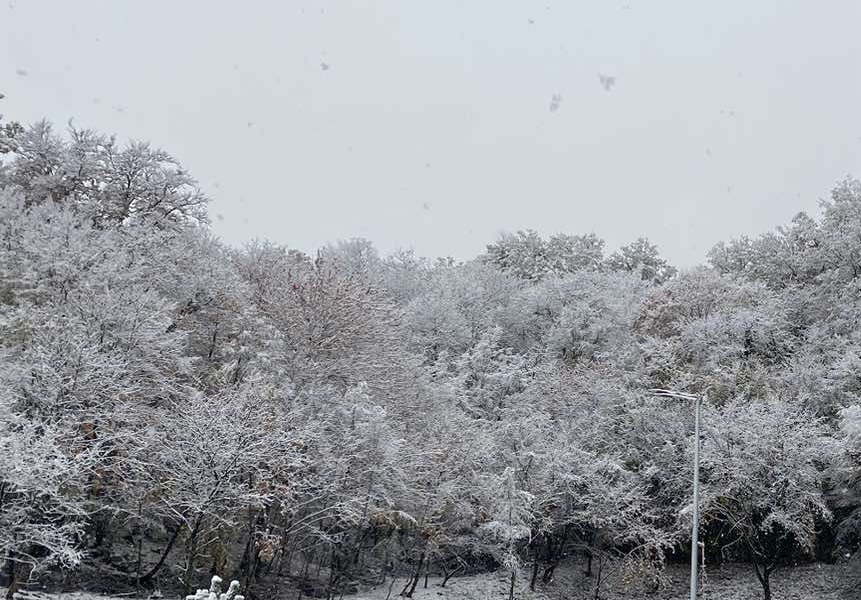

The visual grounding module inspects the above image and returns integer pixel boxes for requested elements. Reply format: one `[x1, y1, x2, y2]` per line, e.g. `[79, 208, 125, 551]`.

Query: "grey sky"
[2, 0, 859, 266]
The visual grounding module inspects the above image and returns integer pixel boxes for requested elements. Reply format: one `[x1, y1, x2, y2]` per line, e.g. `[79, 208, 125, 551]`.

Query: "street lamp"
[650, 388, 702, 600]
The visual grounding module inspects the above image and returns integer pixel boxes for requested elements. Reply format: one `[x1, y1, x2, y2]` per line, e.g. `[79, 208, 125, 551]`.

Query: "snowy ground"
[3, 592, 120, 600]
[2, 561, 854, 600]
[347, 562, 852, 600]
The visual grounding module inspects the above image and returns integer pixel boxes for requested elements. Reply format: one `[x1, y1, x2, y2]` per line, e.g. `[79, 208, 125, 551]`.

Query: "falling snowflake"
[598, 74, 615, 91]
[15, 68, 27, 77]
[549, 93, 562, 112]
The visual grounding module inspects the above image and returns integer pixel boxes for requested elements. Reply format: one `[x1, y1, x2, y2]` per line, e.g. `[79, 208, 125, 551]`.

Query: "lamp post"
[650, 389, 702, 600]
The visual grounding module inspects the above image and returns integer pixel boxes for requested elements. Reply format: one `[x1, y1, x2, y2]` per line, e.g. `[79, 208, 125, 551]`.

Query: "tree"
[450, 326, 528, 419]
[498, 270, 646, 363]
[476, 468, 533, 600]
[248, 251, 419, 416]
[516, 368, 684, 596]
[144, 382, 285, 595]
[817, 177, 861, 281]
[485, 230, 550, 281]
[699, 399, 833, 600]
[605, 237, 676, 284]
[485, 231, 605, 281]
[0, 400, 96, 598]
[403, 287, 472, 363]
[1, 121, 208, 226]
[834, 406, 861, 561]
[636, 268, 795, 404]
[708, 212, 822, 288]
[546, 233, 605, 275]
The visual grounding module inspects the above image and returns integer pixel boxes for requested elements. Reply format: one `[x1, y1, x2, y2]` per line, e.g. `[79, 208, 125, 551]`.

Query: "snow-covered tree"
[605, 237, 676, 284]
[485, 230, 605, 281]
[833, 406, 861, 559]
[143, 382, 287, 594]
[3, 114, 860, 599]
[477, 467, 534, 600]
[699, 399, 833, 600]
[0, 398, 96, 597]
[1, 121, 208, 226]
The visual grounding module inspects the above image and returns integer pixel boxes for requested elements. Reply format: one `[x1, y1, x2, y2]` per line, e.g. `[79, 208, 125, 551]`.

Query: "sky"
[2, 0, 860, 267]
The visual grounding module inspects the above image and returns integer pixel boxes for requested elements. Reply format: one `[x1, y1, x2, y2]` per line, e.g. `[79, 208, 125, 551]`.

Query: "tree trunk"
[135, 536, 143, 594]
[402, 551, 425, 598]
[752, 560, 772, 600]
[5, 575, 20, 600]
[543, 526, 568, 584]
[182, 515, 204, 597]
[508, 569, 516, 600]
[5, 556, 31, 600]
[139, 523, 183, 585]
[5, 556, 19, 600]
[592, 555, 604, 600]
[440, 564, 460, 587]
[5, 550, 14, 590]
[326, 547, 339, 600]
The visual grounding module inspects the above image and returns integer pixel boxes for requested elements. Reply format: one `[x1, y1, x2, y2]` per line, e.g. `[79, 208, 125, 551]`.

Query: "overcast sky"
[2, 0, 860, 266]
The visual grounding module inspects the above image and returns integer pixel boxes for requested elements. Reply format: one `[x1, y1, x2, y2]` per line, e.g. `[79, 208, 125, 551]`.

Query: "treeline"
[0, 117, 858, 600]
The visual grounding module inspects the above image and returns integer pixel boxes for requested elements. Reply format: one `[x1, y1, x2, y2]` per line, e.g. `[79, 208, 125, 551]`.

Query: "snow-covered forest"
[0, 117, 859, 600]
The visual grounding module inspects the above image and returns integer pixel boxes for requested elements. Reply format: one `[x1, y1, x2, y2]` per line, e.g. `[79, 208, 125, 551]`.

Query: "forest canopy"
[0, 117, 859, 600]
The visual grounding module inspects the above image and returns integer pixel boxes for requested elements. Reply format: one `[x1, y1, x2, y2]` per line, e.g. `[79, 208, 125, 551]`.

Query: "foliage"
[0, 118, 856, 600]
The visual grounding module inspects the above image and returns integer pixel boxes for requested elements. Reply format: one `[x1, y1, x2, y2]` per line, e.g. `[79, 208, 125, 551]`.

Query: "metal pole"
[648, 389, 703, 600]
[690, 394, 701, 600]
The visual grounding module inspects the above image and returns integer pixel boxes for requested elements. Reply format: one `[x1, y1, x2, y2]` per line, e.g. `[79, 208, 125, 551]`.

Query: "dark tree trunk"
[5, 554, 20, 600]
[752, 560, 774, 600]
[182, 515, 205, 597]
[591, 555, 604, 600]
[402, 551, 425, 598]
[440, 563, 461, 587]
[543, 526, 569, 584]
[139, 523, 182, 585]
[326, 547, 339, 600]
